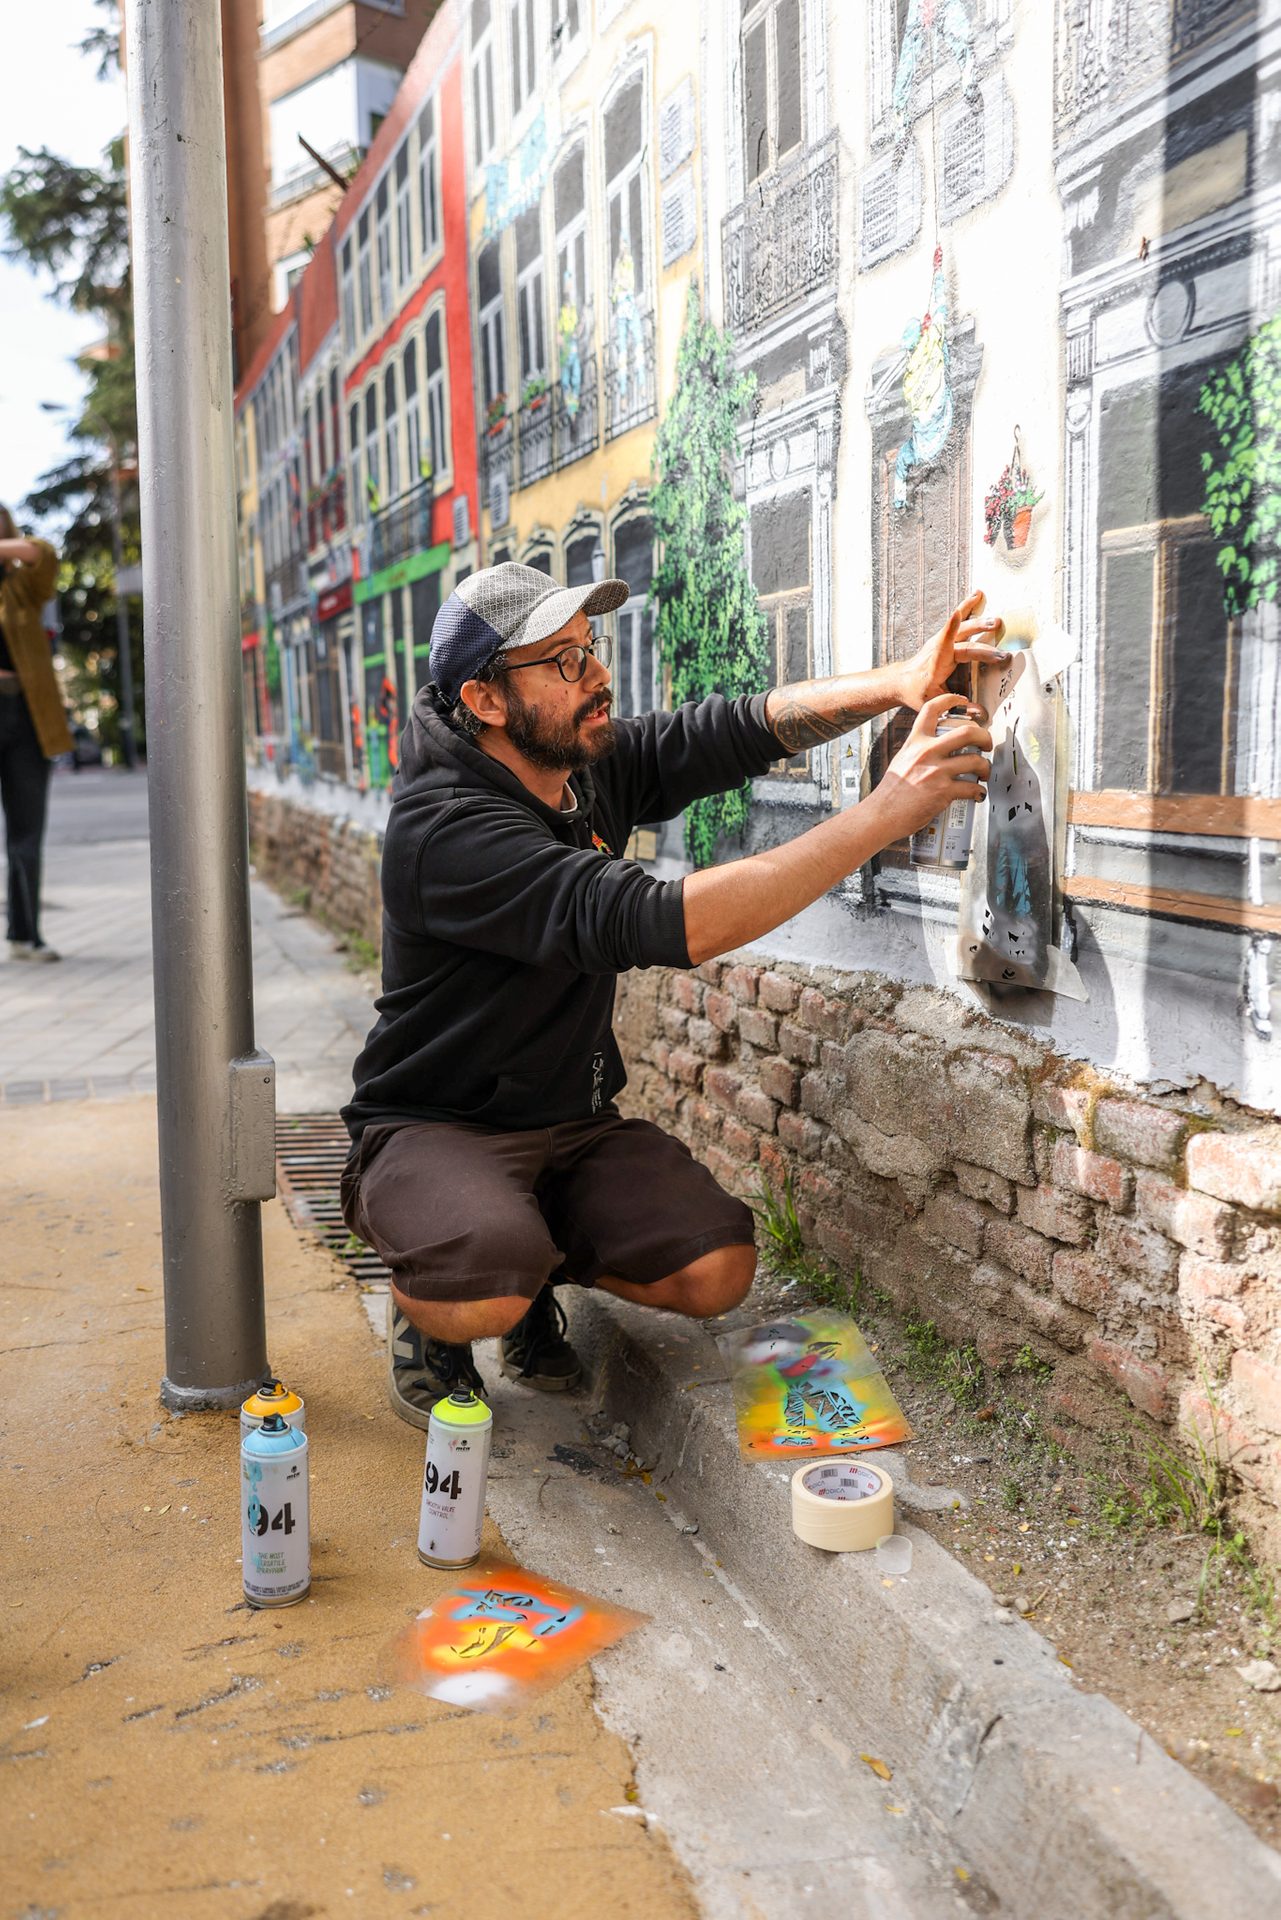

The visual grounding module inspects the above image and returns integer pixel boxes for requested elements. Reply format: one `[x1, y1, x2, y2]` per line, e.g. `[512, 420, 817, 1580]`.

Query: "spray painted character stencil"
[728, 1312, 912, 1458]
[394, 1561, 645, 1712]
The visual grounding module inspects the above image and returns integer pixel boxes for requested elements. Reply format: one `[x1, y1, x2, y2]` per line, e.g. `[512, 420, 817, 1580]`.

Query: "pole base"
[160, 1372, 266, 1414]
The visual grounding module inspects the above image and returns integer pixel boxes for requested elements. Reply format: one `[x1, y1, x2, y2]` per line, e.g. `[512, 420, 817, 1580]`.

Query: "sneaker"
[386, 1294, 483, 1431]
[500, 1287, 582, 1393]
[9, 941, 60, 963]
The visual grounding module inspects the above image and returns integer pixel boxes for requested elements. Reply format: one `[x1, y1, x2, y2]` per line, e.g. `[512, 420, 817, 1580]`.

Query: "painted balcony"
[1054, 0, 1260, 151]
[553, 350, 600, 472]
[603, 311, 657, 444]
[722, 130, 839, 335]
[516, 383, 555, 487]
[367, 475, 434, 576]
[307, 474, 347, 555]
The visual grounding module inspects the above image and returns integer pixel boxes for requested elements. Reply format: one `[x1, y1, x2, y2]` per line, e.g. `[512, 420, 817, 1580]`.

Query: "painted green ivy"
[1198, 312, 1281, 617]
[650, 286, 769, 868]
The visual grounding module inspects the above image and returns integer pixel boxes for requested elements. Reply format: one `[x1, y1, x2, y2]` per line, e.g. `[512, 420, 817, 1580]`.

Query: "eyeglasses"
[501, 635, 613, 684]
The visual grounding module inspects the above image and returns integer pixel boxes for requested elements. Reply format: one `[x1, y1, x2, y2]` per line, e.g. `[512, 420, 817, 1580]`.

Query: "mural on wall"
[983, 426, 1043, 553]
[650, 286, 770, 868]
[893, 244, 955, 509]
[233, 0, 1279, 1092]
[892, 0, 980, 151]
[1198, 313, 1280, 618]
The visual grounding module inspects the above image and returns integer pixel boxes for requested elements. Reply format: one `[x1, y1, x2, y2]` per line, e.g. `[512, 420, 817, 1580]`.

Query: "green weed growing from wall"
[651, 285, 769, 869]
[1198, 313, 1281, 616]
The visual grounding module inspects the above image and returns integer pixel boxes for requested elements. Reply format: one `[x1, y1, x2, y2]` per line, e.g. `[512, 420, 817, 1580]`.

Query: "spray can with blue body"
[241, 1413, 310, 1608]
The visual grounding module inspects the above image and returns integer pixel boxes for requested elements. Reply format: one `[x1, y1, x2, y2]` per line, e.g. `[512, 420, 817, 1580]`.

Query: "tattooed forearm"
[765, 671, 901, 754]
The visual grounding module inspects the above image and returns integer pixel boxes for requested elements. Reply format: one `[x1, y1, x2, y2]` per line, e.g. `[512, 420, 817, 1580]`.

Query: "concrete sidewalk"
[0, 1099, 697, 1920]
[0, 767, 372, 1109]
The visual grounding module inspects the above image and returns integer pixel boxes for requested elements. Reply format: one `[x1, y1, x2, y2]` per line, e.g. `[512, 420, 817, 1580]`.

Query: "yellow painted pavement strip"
[0, 1097, 695, 1920]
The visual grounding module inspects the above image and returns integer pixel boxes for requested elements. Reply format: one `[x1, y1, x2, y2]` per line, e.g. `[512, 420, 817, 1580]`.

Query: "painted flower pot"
[1009, 506, 1033, 549]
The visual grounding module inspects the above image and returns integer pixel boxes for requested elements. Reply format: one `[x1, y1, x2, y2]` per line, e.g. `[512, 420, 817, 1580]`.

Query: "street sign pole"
[124, 0, 274, 1409]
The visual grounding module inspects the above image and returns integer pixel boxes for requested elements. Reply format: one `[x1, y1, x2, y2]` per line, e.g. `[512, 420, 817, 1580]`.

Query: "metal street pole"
[106, 455, 138, 770]
[124, 0, 274, 1410]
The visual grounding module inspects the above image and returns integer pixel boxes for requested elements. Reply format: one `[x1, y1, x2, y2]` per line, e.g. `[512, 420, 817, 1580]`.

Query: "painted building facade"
[238, 3, 1281, 1533]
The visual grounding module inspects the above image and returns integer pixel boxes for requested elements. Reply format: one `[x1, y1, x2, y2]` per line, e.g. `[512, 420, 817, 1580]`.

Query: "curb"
[566, 1289, 1281, 1920]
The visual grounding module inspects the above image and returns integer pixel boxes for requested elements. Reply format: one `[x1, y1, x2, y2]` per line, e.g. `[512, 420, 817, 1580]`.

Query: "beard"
[503, 681, 616, 773]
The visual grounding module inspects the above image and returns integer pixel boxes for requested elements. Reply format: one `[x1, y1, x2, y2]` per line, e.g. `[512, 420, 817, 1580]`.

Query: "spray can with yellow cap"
[417, 1390, 493, 1570]
[240, 1377, 305, 1437]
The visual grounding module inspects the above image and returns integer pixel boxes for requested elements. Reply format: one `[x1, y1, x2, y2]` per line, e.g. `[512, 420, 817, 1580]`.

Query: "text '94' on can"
[242, 1413, 310, 1608]
[418, 1390, 492, 1570]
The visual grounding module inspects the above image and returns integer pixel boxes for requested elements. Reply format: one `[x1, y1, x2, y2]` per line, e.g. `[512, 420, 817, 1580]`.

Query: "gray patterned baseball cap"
[428, 561, 630, 701]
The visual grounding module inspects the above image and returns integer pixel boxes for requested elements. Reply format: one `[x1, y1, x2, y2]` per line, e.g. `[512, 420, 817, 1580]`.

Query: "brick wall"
[246, 787, 1281, 1556]
[248, 788, 383, 952]
[615, 959, 1281, 1559]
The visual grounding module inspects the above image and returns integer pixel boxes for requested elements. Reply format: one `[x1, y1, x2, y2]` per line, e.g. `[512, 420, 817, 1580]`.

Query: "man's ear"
[459, 676, 509, 729]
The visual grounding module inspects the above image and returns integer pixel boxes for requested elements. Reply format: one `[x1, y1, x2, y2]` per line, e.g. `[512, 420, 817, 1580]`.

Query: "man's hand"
[865, 694, 992, 843]
[894, 590, 1005, 712]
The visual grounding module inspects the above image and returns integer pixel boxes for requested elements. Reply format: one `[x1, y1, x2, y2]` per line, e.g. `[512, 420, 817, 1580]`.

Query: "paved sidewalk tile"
[0, 770, 373, 1112]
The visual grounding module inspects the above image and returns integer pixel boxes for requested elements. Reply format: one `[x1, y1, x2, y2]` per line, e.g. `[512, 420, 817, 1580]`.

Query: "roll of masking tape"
[791, 1459, 894, 1552]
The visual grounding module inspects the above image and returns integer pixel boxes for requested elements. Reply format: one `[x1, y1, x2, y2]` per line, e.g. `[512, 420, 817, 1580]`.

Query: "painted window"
[525, 545, 553, 574]
[612, 514, 657, 720]
[383, 361, 402, 503]
[1096, 365, 1239, 797]
[425, 308, 450, 478]
[555, 144, 589, 322]
[872, 423, 972, 859]
[364, 383, 381, 510]
[604, 76, 648, 306]
[478, 239, 507, 410]
[515, 206, 548, 390]
[403, 333, 424, 483]
[340, 238, 356, 358]
[328, 368, 340, 483]
[418, 96, 441, 260]
[509, 0, 538, 118]
[375, 178, 393, 324]
[751, 491, 812, 776]
[566, 529, 598, 587]
[357, 209, 374, 337]
[741, 0, 803, 186]
[553, 0, 582, 55]
[471, 0, 498, 167]
[395, 144, 413, 290]
[348, 400, 363, 527]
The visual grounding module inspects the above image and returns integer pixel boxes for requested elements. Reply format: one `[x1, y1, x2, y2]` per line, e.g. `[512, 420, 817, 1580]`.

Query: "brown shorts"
[340, 1111, 756, 1304]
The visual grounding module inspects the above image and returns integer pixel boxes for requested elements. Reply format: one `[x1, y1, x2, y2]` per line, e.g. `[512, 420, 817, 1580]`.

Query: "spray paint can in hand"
[417, 1390, 493, 1570]
[240, 1377, 305, 1436]
[241, 1413, 310, 1608]
[910, 708, 981, 870]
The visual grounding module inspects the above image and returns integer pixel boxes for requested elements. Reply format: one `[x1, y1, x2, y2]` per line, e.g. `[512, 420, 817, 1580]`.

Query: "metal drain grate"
[275, 1114, 389, 1290]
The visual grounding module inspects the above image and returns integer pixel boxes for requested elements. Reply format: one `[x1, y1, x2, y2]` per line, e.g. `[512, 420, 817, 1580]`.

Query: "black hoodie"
[342, 686, 784, 1141]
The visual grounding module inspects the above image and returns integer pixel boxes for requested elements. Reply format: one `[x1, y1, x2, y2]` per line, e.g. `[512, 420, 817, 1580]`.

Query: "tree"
[650, 285, 769, 867]
[1198, 313, 1281, 618]
[0, 130, 142, 753]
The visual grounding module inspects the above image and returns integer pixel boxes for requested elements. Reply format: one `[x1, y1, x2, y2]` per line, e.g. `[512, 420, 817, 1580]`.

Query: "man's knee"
[665, 1242, 756, 1318]
[390, 1280, 530, 1345]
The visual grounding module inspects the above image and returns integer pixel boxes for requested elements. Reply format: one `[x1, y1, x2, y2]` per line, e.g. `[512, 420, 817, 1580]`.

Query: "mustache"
[574, 693, 612, 726]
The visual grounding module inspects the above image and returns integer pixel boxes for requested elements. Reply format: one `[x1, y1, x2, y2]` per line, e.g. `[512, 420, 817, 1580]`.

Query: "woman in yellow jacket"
[0, 505, 72, 961]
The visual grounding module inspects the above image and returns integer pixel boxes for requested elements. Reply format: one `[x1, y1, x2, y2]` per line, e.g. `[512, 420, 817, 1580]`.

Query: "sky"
[0, 0, 128, 520]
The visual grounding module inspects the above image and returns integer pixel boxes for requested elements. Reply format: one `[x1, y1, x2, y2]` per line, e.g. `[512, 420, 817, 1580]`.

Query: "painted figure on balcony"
[893, 245, 953, 509]
[558, 269, 582, 423]
[611, 238, 644, 410]
[893, 0, 979, 152]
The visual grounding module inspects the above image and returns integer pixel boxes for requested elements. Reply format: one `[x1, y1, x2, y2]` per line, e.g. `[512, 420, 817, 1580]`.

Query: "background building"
[222, 0, 445, 380]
